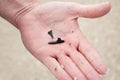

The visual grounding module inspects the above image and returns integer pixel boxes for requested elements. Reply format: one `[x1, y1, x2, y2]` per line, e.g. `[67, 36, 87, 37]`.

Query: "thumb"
[74, 2, 111, 18]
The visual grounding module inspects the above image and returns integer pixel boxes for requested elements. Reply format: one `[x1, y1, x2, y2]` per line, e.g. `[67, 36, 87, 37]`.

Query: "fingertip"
[102, 67, 110, 74]
[100, 1, 111, 16]
[104, 1, 111, 8]
[96, 63, 109, 74]
[107, 2, 112, 13]
[91, 1, 111, 18]
[105, 68, 110, 74]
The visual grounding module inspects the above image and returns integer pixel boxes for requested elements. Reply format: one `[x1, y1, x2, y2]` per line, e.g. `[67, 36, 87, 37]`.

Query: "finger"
[43, 57, 72, 80]
[70, 51, 102, 80]
[77, 31, 108, 74]
[57, 54, 87, 80]
[64, 45, 102, 80]
[73, 1, 111, 18]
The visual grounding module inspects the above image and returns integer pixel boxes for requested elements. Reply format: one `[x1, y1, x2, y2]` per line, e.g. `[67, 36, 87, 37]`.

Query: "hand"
[15, 1, 111, 80]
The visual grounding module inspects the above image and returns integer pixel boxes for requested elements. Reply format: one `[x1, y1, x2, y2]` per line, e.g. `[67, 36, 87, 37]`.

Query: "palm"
[16, 2, 111, 80]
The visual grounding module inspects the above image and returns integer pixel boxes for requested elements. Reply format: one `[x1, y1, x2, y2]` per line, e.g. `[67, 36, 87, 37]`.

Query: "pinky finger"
[42, 57, 72, 80]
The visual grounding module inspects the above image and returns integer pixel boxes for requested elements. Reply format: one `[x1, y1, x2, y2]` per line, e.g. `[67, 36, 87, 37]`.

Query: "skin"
[0, 1, 111, 80]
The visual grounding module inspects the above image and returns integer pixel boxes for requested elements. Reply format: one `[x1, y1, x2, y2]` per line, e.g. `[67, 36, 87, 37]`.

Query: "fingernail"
[105, 68, 110, 74]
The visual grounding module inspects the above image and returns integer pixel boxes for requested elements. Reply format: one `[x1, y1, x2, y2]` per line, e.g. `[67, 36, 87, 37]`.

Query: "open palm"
[15, 2, 111, 80]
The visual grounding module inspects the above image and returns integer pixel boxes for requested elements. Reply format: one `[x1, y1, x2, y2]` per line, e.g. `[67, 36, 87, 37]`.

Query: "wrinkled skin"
[15, 1, 111, 80]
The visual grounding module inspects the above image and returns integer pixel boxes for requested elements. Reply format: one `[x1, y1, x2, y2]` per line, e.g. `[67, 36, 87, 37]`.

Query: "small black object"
[48, 38, 64, 44]
[48, 30, 54, 38]
[72, 31, 74, 33]
[48, 41, 58, 44]
[55, 67, 57, 71]
[57, 38, 64, 43]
